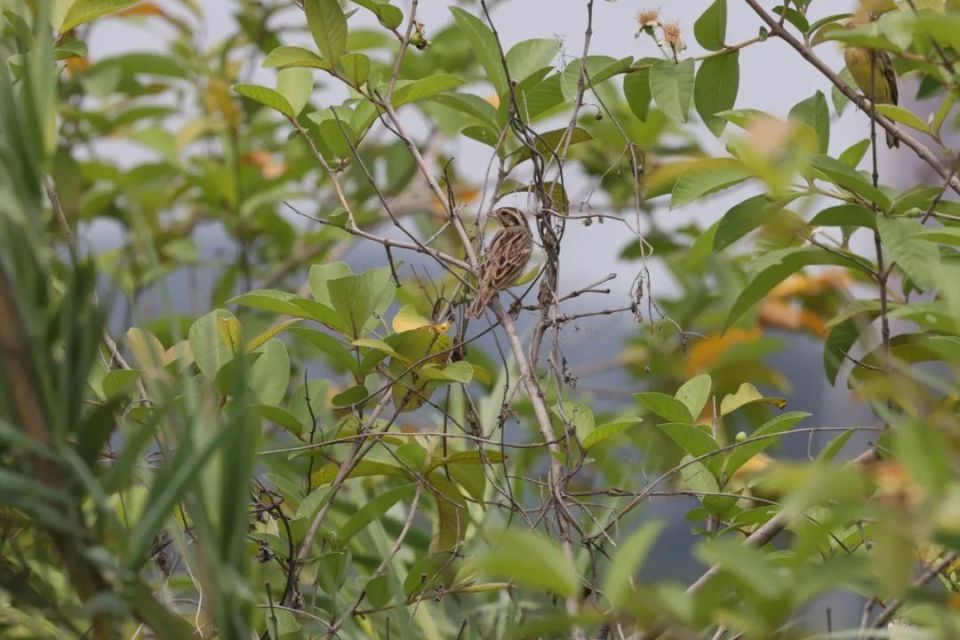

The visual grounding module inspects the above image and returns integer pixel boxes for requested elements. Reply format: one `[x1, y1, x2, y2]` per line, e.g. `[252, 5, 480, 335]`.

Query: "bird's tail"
[467, 291, 491, 319]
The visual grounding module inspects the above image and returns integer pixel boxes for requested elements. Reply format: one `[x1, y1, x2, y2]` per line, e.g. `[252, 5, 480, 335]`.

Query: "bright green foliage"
[4, 1, 960, 639]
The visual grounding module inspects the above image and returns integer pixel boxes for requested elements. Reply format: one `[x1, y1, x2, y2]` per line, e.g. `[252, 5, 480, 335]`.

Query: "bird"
[843, 10, 900, 148]
[467, 207, 533, 319]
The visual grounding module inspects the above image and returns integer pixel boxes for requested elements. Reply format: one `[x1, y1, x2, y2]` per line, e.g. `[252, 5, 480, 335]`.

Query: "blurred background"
[69, 2, 957, 630]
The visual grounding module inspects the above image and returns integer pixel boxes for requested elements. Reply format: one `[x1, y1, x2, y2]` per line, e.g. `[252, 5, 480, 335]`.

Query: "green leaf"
[126, 326, 165, 369]
[714, 193, 793, 251]
[417, 361, 474, 385]
[915, 227, 960, 246]
[725, 411, 809, 477]
[694, 0, 727, 51]
[714, 107, 770, 129]
[461, 124, 500, 148]
[508, 127, 592, 168]
[518, 73, 565, 122]
[724, 247, 872, 330]
[189, 309, 242, 381]
[810, 155, 891, 211]
[774, 5, 810, 34]
[254, 404, 303, 435]
[393, 74, 464, 107]
[339, 52, 370, 87]
[914, 13, 960, 53]
[317, 551, 349, 594]
[506, 38, 561, 83]
[838, 138, 871, 167]
[430, 92, 499, 130]
[823, 314, 871, 385]
[720, 382, 786, 416]
[102, 369, 141, 399]
[277, 68, 313, 116]
[310, 265, 395, 338]
[681, 458, 731, 515]
[309, 460, 410, 494]
[875, 104, 932, 136]
[128, 423, 233, 567]
[263, 45, 331, 70]
[671, 158, 751, 208]
[789, 91, 830, 153]
[649, 59, 695, 122]
[450, 6, 508, 97]
[234, 84, 295, 119]
[365, 574, 392, 609]
[895, 420, 950, 499]
[553, 401, 595, 442]
[305, 0, 348, 64]
[350, 0, 403, 30]
[658, 423, 719, 460]
[289, 379, 330, 436]
[697, 537, 787, 596]
[427, 473, 467, 551]
[832, 66, 855, 115]
[248, 338, 290, 405]
[338, 484, 416, 546]
[331, 385, 368, 407]
[230, 290, 316, 318]
[478, 529, 579, 597]
[582, 419, 643, 451]
[876, 216, 940, 291]
[816, 429, 855, 463]
[604, 521, 666, 609]
[675, 374, 711, 420]
[60, 0, 139, 32]
[292, 328, 358, 374]
[809, 204, 876, 230]
[623, 67, 652, 121]
[636, 392, 693, 423]
[694, 51, 739, 136]
[560, 55, 632, 101]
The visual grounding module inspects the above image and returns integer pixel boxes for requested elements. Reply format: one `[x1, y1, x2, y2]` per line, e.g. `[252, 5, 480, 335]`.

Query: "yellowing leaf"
[720, 382, 786, 416]
[245, 318, 300, 352]
[391, 304, 451, 334]
[217, 315, 243, 355]
[392, 304, 432, 333]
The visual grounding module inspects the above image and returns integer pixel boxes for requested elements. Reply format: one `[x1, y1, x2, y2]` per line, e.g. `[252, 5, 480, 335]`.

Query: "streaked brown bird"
[467, 207, 533, 318]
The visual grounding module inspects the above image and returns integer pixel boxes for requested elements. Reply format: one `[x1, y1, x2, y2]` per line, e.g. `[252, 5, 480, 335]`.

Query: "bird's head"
[493, 207, 527, 229]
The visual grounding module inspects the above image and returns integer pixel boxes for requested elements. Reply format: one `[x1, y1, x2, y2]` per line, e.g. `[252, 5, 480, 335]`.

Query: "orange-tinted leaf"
[758, 299, 827, 337]
[117, 3, 167, 17]
[768, 269, 850, 298]
[685, 327, 762, 376]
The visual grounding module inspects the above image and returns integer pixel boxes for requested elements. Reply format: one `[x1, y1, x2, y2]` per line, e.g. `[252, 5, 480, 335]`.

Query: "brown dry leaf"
[685, 327, 762, 377]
